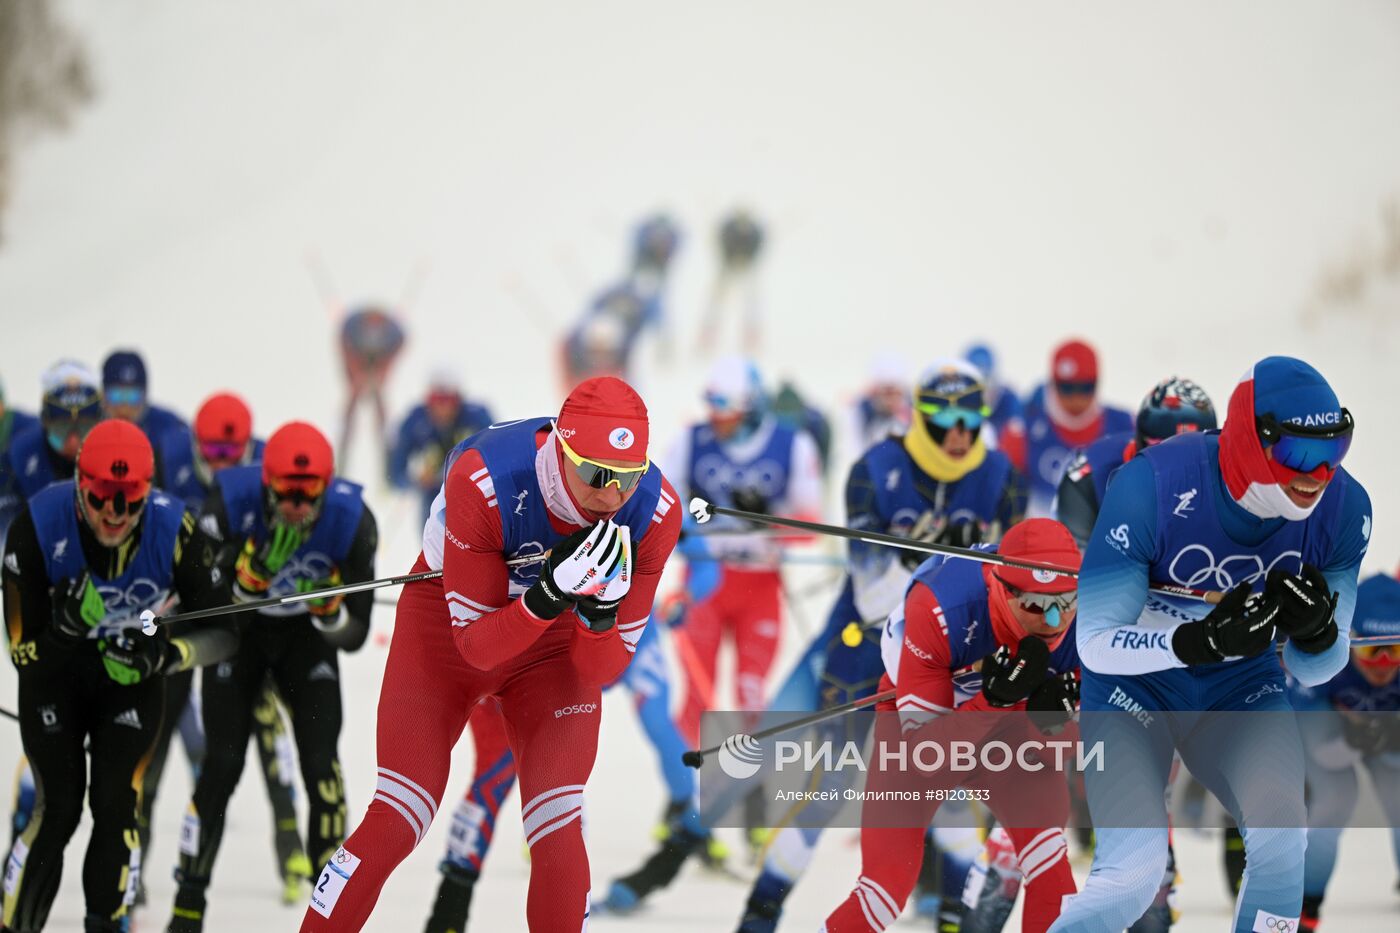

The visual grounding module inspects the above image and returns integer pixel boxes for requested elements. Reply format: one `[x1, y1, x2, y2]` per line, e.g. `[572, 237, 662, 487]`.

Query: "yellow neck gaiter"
[903, 414, 987, 483]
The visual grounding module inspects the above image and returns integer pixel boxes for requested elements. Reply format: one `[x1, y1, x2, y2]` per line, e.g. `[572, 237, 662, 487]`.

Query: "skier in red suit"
[299, 376, 682, 933]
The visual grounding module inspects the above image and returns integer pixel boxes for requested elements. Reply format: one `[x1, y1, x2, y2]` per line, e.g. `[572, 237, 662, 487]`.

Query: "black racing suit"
[2, 504, 233, 933]
[171, 485, 376, 928]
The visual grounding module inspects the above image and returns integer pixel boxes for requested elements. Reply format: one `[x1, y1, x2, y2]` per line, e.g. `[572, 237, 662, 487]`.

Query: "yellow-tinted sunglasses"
[558, 435, 650, 491]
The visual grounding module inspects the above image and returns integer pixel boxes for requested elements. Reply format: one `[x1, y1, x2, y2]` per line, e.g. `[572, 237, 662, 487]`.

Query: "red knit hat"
[992, 519, 1081, 594]
[556, 376, 649, 465]
[1052, 339, 1098, 386]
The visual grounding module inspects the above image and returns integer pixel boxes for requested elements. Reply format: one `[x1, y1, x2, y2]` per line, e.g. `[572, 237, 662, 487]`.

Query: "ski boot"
[275, 823, 312, 905]
[604, 824, 705, 912]
[736, 871, 792, 933]
[424, 863, 479, 933]
[167, 875, 209, 933]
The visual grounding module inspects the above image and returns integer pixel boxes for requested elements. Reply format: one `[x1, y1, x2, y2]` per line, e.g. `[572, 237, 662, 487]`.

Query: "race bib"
[179, 810, 200, 857]
[3, 839, 28, 896]
[310, 847, 362, 918]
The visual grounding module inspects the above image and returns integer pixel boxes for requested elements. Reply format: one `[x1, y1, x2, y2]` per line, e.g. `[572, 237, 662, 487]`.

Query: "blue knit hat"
[1250, 356, 1341, 429]
[102, 350, 147, 391]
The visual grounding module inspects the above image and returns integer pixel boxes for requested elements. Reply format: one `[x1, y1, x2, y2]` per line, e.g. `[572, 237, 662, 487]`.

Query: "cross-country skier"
[665, 356, 824, 744]
[1291, 571, 1400, 931]
[1, 420, 236, 933]
[951, 377, 1218, 933]
[1057, 377, 1218, 548]
[849, 351, 912, 457]
[298, 376, 681, 932]
[6, 360, 103, 507]
[736, 359, 1025, 932]
[1021, 339, 1132, 518]
[700, 209, 766, 354]
[101, 349, 187, 464]
[169, 421, 378, 931]
[338, 304, 406, 458]
[822, 518, 1084, 932]
[140, 391, 310, 908]
[1048, 356, 1372, 933]
[388, 368, 495, 528]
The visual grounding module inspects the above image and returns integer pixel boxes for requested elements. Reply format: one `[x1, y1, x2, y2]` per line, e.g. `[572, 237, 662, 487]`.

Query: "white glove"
[524, 520, 628, 619]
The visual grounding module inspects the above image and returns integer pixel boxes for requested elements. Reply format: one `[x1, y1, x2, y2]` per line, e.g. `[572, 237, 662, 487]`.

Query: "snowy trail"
[3, 1, 1400, 929]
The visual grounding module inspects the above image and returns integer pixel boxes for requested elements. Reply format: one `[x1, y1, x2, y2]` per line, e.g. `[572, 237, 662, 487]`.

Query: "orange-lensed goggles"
[1354, 643, 1400, 666]
[557, 435, 649, 491]
[269, 475, 327, 505]
[80, 478, 150, 516]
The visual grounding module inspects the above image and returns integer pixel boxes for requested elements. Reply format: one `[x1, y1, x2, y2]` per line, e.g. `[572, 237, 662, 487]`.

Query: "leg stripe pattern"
[854, 874, 899, 932]
[521, 785, 586, 850]
[374, 768, 439, 845]
[1018, 828, 1068, 884]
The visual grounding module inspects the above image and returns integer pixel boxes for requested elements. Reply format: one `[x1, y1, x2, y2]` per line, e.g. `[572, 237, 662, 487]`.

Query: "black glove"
[935, 521, 981, 550]
[1172, 584, 1279, 666]
[98, 630, 174, 685]
[1027, 670, 1080, 734]
[523, 522, 626, 621]
[53, 572, 106, 644]
[980, 636, 1051, 708]
[729, 487, 770, 516]
[577, 596, 621, 633]
[1265, 564, 1339, 655]
[1340, 714, 1398, 757]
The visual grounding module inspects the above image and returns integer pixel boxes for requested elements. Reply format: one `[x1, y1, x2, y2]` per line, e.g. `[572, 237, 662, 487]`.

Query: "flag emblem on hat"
[609, 428, 635, 450]
[1032, 568, 1058, 584]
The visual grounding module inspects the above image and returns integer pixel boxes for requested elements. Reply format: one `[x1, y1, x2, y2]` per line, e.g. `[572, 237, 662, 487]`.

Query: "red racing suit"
[300, 421, 680, 932]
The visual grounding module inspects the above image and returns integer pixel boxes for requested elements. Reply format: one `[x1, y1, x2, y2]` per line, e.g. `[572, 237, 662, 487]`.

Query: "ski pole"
[138, 551, 554, 634]
[682, 688, 895, 769]
[687, 498, 1222, 605]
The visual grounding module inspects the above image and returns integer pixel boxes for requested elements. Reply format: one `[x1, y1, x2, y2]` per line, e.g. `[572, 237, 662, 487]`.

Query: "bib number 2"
[309, 846, 361, 918]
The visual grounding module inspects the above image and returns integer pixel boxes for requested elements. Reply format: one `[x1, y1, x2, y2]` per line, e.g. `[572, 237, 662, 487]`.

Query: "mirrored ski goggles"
[199, 440, 247, 464]
[46, 418, 100, 451]
[995, 578, 1078, 615]
[916, 400, 990, 431]
[268, 475, 327, 505]
[81, 479, 149, 516]
[557, 435, 649, 492]
[1256, 409, 1353, 474]
[104, 387, 145, 407]
[1354, 643, 1400, 666]
[1055, 380, 1097, 396]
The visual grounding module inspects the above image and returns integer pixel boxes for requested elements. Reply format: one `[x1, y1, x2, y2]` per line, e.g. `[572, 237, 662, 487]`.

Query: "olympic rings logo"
[693, 453, 788, 498]
[1166, 546, 1302, 591]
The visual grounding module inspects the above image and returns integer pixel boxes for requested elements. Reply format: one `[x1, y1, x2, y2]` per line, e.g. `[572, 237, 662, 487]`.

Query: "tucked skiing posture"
[299, 376, 680, 933]
[1049, 357, 1372, 933]
[737, 359, 1025, 932]
[1021, 339, 1132, 518]
[823, 519, 1084, 933]
[1, 420, 235, 933]
[1290, 571, 1400, 932]
[169, 421, 378, 931]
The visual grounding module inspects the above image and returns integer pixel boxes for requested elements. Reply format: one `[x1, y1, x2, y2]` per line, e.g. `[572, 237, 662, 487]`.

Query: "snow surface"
[2, 1, 1399, 929]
